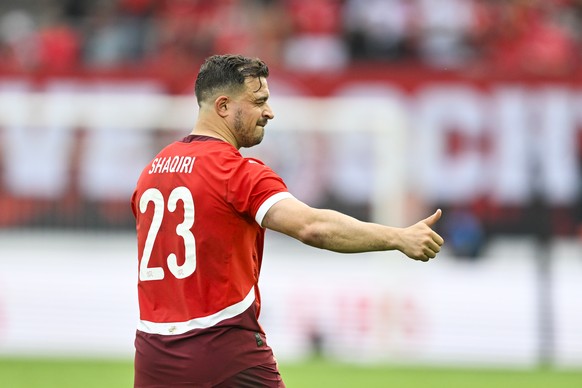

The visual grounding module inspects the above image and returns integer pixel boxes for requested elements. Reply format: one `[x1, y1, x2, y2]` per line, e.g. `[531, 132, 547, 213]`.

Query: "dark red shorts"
[215, 361, 285, 388]
[134, 325, 285, 387]
[134, 360, 285, 388]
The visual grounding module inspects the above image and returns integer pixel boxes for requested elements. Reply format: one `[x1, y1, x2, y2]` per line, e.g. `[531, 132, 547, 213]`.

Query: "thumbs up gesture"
[398, 209, 445, 262]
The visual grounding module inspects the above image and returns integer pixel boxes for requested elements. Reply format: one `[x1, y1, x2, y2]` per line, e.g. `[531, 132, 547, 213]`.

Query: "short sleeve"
[227, 158, 292, 226]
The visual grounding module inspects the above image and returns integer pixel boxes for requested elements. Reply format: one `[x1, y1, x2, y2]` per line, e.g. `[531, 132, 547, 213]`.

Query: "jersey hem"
[137, 286, 256, 335]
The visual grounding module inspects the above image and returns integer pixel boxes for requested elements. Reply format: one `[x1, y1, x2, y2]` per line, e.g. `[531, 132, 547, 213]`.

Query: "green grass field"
[1, 357, 581, 388]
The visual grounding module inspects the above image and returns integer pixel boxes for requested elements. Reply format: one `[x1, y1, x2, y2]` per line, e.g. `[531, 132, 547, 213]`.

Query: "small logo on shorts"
[254, 332, 264, 347]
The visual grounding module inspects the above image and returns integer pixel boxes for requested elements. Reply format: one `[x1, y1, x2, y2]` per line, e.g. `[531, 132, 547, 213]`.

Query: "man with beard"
[131, 54, 444, 387]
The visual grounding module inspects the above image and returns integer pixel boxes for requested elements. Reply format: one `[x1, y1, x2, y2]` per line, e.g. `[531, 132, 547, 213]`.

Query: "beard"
[234, 109, 264, 148]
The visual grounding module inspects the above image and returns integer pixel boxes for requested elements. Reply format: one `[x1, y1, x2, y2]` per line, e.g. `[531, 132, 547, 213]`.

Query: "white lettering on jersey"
[179, 156, 194, 173]
[148, 156, 195, 174]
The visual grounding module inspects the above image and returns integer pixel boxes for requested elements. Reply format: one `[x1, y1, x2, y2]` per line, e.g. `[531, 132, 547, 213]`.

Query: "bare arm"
[262, 198, 444, 262]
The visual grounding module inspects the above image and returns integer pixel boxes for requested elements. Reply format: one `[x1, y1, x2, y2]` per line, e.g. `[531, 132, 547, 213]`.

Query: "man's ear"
[215, 96, 229, 118]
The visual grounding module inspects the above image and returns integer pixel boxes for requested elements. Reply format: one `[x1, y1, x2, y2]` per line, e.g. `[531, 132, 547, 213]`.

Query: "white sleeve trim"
[255, 192, 294, 227]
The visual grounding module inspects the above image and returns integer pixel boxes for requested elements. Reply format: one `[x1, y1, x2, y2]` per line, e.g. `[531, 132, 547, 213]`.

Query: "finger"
[424, 247, 437, 259]
[432, 231, 445, 246]
[422, 209, 442, 227]
[415, 254, 429, 262]
[410, 251, 428, 262]
[426, 240, 441, 253]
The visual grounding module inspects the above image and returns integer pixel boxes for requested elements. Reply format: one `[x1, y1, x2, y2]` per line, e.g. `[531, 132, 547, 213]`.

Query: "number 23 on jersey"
[138, 186, 197, 281]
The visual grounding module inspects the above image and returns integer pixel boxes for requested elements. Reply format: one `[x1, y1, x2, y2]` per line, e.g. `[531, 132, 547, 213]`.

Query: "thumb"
[422, 209, 442, 227]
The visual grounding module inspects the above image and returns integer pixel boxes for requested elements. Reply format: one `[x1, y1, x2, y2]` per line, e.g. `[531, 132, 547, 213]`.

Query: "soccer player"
[131, 54, 444, 387]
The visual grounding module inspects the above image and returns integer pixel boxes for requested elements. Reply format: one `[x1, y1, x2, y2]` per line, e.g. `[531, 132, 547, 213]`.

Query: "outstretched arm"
[261, 197, 444, 262]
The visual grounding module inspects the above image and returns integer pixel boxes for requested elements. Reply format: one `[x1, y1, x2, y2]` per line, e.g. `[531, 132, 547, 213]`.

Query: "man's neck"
[191, 120, 238, 149]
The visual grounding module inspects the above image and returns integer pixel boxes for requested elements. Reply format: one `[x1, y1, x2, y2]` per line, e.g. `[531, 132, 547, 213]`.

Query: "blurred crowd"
[0, 0, 581, 76]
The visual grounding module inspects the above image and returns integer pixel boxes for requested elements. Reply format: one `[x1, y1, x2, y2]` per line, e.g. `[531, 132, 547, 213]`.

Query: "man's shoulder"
[244, 157, 266, 167]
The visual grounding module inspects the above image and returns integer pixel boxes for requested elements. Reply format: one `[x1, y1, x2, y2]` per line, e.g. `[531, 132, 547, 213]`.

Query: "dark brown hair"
[194, 54, 269, 106]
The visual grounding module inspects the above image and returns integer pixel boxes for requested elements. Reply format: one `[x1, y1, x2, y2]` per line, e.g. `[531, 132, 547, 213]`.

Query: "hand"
[399, 209, 444, 262]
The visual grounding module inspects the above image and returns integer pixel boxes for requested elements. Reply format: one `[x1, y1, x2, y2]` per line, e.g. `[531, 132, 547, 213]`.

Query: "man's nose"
[264, 103, 274, 119]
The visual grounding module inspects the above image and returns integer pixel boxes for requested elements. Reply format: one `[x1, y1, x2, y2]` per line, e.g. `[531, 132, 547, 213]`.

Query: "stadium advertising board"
[0, 73, 580, 237]
[0, 234, 581, 367]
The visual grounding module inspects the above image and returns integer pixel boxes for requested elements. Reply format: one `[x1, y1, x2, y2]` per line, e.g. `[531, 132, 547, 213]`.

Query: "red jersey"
[131, 135, 291, 386]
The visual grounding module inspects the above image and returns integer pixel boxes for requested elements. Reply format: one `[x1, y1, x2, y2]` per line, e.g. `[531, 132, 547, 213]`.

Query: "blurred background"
[0, 0, 581, 378]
